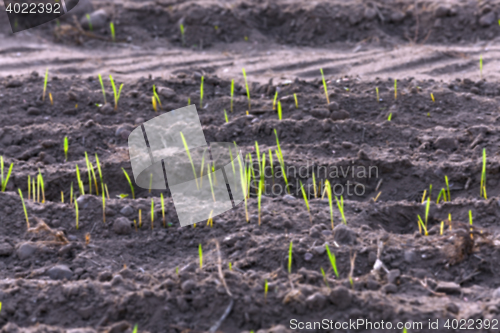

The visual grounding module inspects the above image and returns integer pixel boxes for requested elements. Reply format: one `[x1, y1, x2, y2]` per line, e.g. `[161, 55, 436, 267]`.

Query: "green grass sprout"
[277, 101, 282, 120]
[70, 182, 73, 207]
[121, 168, 135, 199]
[18, 189, 30, 229]
[179, 24, 185, 46]
[200, 76, 204, 108]
[199, 243, 203, 269]
[299, 181, 312, 224]
[109, 75, 124, 110]
[325, 243, 339, 278]
[445, 175, 451, 202]
[388, 113, 392, 121]
[375, 86, 379, 103]
[269, 149, 274, 185]
[320, 267, 329, 288]
[230, 79, 234, 112]
[151, 198, 155, 230]
[320, 68, 330, 104]
[95, 153, 103, 187]
[42, 68, 49, 102]
[98, 74, 107, 104]
[152, 84, 162, 109]
[417, 215, 428, 236]
[312, 173, 317, 198]
[431, 93, 435, 102]
[86, 14, 93, 31]
[335, 195, 346, 224]
[481, 148, 487, 199]
[242, 68, 251, 111]
[1, 156, 13, 192]
[63, 137, 68, 162]
[324, 179, 334, 229]
[161, 193, 166, 227]
[110, 22, 116, 42]
[293, 93, 298, 109]
[27, 175, 31, 200]
[394, 79, 397, 100]
[84, 152, 93, 195]
[288, 241, 293, 274]
[102, 184, 106, 223]
[132, 324, 138, 333]
[224, 109, 229, 123]
[76, 165, 84, 196]
[264, 279, 268, 300]
[273, 91, 278, 110]
[180, 132, 199, 189]
[425, 197, 430, 227]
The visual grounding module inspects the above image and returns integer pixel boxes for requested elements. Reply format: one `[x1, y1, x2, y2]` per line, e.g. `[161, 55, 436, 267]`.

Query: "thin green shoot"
[199, 243, 203, 269]
[480, 54, 483, 78]
[42, 68, 49, 102]
[436, 188, 445, 204]
[38, 170, 45, 203]
[180, 132, 199, 189]
[375, 86, 379, 103]
[187, 97, 191, 106]
[275, 150, 290, 194]
[293, 93, 298, 109]
[132, 324, 138, 333]
[425, 197, 430, 227]
[76, 165, 84, 196]
[152, 85, 162, 109]
[84, 152, 93, 195]
[469, 210, 473, 226]
[224, 109, 229, 123]
[264, 279, 268, 300]
[417, 215, 428, 236]
[102, 184, 106, 224]
[324, 179, 334, 229]
[152, 96, 158, 112]
[70, 182, 73, 207]
[480, 148, 487, 199]
[18, 189, 30, 229]
[139, 209, 142, 228]
[273, 91, 278, 110]
[1, 156, 13, 192]
[312, 173, 317, 198]
[320, 68, 330, 104]
[335, 195, 346, 224]
[200, 76, 204, 108]
[151, 198, 155, 230]
[207, 167, 216, 202]
[86, 14, 93, 31]
[258, 153, 266, 225]
[428, 184, 432, 200]
[75, 198, 79, 230]
[394, 79, 397, 100]
[431, 93, 435, 102]
[161, 193, 166, 228]
[98, 74, 107, 104]
[299, 181, 312, 224]
[269, 149, 274, 185]
[388, 113, 392, 121]
[320, 267, 329, 288]
[242, 68, 251, 111]
[229, 262, 232, 271]
[236, 153, 249, 222]
[277, 101, 282, 120]
[109, 75, 124, 111]
[288, 241, 293, 274]
[325, 243, 339, 278]
[445, 175, 451, 202]
[121, 168, 135, 199]
[27, 175, 30, 200]
[440, 221, 444, 235]
[179, 24, 185, 46]
[64, 137, 68, 162]
[61, 191, 64, 203]
[110, 22, 116, 42]
[95, 153, 103, 186]
[230, 79, 234, 112]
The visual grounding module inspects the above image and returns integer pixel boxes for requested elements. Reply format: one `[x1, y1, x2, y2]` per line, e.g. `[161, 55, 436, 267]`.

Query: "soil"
[1, 0, 500, 333]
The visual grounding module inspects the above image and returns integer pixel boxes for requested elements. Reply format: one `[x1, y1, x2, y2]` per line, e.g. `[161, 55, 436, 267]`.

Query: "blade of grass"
[320, 68, 330, 104]
[42, 68, 49, 101]
[109, 75, 124, 111]
[481, 148, 487, 199]
[324, 179, 334, 229]
[335, 195, 346, 224]
[199, 243, 203, 269]
[64, 137, 68, 162]
[277, 101, 282, 120]
[230, 79, 234, 112]
[273, 91, 278, 110]
[288, 241, 293, 274]
[325, 243, 339, 278]
[110, 22, 116, 42]
[84, 152, 92, 195]
[242, 68, 251, 111]
[200, 76, 204, 108]
[179, 24, 185, 46]
[224, 109, 229, 123]
[151, 198, 155, 230]
[394, 79, 397, 100]
[76, 165, 84, 196]
[0, 157, 13, 192]
[375, 86, 379, 103]
[75, 198, 79, 230]
[18, 189, 30, 229]
[98, 74, 107, 104]
[293, 93, 298, 109]
[320, 267, 329, 288]
[121, 168, 135, 199]
[161, 193, 166, 227]
[299, 181, 312, 224]
[445, 175, 451, 202]
[180, 132, 199, 190]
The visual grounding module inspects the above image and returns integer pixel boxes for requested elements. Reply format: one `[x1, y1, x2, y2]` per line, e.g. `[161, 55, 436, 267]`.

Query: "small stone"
[111, 274, 123, 286]
[364, 7, 377, 20]
[176, 296, 189, 312]
[80, 9, 109, 30]
[157, 87, 176, 99]
[305, 292, 327, 309]
[115, 125, 132, 139]
[304, 252, 313, 261]
[493, 287, 500, 298]
[435, 281, 460, 294]
[404, 250, 416, 263]
[390, 11, 405, 23]
[327, 102, 339, 111]
[434, 5, 450, 17]
[76, 195, 94, 209]
[366, 279, 380, 290]
[98, 271, 113, 282]
[283, 194, 296, 201]
[5, 80, 22, 88]
[310, 108, 330, 119]
[119, 205, 134, 216]
[99, 103, 114, 115]
[108, 321, 130, 333]
[479, 12, 496, 27]
[382, 283, 397, 294]
[135, 117, 144, 125]
[446, 303, 459, 314]
[329, 287, 351, 308]
[387, 269, 400, 284]
[312, 246, 325, 255]
[113, 217, 132, 235]
[17, 242, 37, 260]
[341, 141, 353, 149]
[27, 107, 41, 116]
[0, 243, 13, 256]
[334, 224, 356, 245]
[181, 279, 196, 293]
[434, 137, 458, 151]
[47, 265, 73, 280]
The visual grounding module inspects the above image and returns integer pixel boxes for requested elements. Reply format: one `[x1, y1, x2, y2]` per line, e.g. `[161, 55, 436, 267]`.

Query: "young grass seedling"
[75, 198, 79, 230]
[70, 182, 73, 207]
[179, 24, 185, 46]
[121, 168, 135, 199]
[242, 68, 251, 111]
[299, 181, 312, 224]
[394, 79, 397, 100]
[324, 180, 334, 229]
[132, 324, 138, 333]
[425, 197, 430, 227]
[76, 165, 85, 196]
[388, 113, 392, 121]
[0, 156, 13, 192]
[277, 101, 282, 120]
[152, 85, 162, 109]
[152, 96, 158, 112]
[288, 241, 293, 274]
[325, 243, 339, 278]
[480, 54, 483, 78]
[200, 76, 204, 108]
[98, 74, 107, 104]
[320, 267, 329, 288]
[18, 189, 30, 229]
[440, 221, 444, 235]
[417, 215, 428, 236]
[109, 75, 124, 111]
[61, 191, 64, 203]
[312, 173, 317, 198]
[320, 68, 330, 104]
[293, 93, 298, 109]
[264, 279, 268, 301]
[27, 175, 30, 200]
[481, 148, 487, 199]
[63, 136, 68, 162]
[84, 152, 93, 195]
[224, 109, 229, 123]
[138, 209, 142, 228]
[445, 175, 451, 202]
[230, 79, 234, 112]
[273, 91, 278, 110]
[199, 243, 203, 269]
[335, 195, 346, 224]
[375, 86, 379, 103]
[110, 22, 116, 42]
[42, 68, 49, 102]
[430, 93, 435, 103]
[86, 14, 93, 31]
[38, 170, 45, 203]
[102, 184, 106, 223]
[151, 198, 155, 230]
[161, 193, 166, 228]
[180, 132, 199, 189]
[421, 190, 427, 204]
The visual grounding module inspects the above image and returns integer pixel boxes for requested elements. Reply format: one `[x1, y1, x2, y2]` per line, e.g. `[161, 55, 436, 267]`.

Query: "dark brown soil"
[1, 1, 500, 333]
